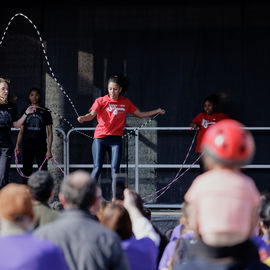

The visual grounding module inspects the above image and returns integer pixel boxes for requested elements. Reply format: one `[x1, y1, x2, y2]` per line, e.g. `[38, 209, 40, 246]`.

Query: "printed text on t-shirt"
[201, 119, 216, 128]
[107, 104, 126, 115]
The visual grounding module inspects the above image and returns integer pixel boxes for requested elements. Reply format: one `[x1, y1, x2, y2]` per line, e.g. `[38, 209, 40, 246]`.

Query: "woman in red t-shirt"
[190, 94, 229, 171]
[78, 74, 165, 184]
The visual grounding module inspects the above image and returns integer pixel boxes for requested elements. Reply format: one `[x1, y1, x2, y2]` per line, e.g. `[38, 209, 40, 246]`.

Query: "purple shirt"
[252, 235, 270, 262]
[159, 240, 177, 269]
[159, 233, 195, 270]
[121, 237, 158, 270]
[170, 224, 183, 242]
[0, 233, 69, 270]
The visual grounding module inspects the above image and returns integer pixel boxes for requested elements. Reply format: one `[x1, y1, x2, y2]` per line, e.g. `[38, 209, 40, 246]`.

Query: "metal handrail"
[66, 127, 270, 194]
[11, 126, 270, 208]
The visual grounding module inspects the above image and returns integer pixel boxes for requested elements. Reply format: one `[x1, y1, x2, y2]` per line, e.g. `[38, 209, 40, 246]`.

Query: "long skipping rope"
[0, 13, 79, 118]
[0, 13, 95, 139]
[0, 13, 91, 176]
[143, 129, 202, 203]
[0, 13, 164, 179]
[1, 13, 200, 190]
[0, 13, 160, 141]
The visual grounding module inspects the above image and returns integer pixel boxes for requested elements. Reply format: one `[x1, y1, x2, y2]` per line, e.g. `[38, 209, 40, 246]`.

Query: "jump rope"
[14, 151, 66, 178]
[1, 13, 201, 199]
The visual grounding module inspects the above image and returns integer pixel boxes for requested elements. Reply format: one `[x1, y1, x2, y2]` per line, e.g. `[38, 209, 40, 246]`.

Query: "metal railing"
[11, 126, 270, 208]
[66, 126, 270, 190]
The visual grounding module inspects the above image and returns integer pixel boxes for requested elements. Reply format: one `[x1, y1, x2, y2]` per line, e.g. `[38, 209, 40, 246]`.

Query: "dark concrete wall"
[0, 3, 270, 202]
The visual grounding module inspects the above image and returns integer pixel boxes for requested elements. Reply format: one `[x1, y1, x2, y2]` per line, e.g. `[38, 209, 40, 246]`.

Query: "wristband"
[24, 112, 28, 116]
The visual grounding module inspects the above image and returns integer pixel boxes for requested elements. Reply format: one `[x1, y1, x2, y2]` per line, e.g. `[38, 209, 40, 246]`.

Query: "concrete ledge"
[151, 210, 181, 235]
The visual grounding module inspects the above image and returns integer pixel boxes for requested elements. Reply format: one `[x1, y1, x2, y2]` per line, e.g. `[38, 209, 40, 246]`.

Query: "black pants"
[0, 147, 12, 189]
[22, 143, 47, 178]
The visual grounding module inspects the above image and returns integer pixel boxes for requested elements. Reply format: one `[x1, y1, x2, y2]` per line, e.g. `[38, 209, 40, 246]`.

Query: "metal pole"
[135, 129, 139, 193]
[125, 132, 128, 185]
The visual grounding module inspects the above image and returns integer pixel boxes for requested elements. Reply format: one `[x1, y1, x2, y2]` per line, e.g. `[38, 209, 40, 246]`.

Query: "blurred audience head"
[100, 202, 132, 240]
[0, 183, 34, 229]
[201, 119, 255, 170]
[90, 185, 103, 216]
[49, 200, 64, 211]
[96, 198, 109, 221]
[258, 192, 270, 239]
[59, 170, 97, 210]
[28, 171, 54, 204]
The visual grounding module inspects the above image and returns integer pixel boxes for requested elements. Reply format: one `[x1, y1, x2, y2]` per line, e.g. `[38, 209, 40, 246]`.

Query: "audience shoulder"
[32, 235, 63, 253]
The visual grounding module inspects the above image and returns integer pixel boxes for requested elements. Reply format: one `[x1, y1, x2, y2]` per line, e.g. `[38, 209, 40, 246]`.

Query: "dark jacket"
[34, 208, 130, 270]
[32, 200, 59, 228]
[173, 239, 270, 270]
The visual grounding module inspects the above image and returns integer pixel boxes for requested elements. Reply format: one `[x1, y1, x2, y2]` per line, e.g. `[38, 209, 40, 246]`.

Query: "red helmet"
[201, 119, 255, 165]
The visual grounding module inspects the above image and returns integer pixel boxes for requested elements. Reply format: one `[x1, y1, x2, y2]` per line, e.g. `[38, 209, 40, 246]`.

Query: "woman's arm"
[13, 106, 36, 129]
[15, 126, 24, 153]
[124, 189, 160, 247]
[46, 125, 53, 159]
[133, 108, 165, 119]
[190, 122, 200, 129]
[77, 110, 97, 123]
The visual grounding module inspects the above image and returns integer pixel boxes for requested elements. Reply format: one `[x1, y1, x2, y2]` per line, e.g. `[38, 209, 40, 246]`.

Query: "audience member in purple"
[100, 189, 160, 270]
[0, 183, 69, 270]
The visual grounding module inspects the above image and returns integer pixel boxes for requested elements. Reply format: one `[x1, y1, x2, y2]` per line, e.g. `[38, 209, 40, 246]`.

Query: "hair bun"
[108, 73, 129, 93]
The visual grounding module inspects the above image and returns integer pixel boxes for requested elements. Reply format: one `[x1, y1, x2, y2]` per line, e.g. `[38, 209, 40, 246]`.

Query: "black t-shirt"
[0, 103, 18, 147]
[22, 106, 52, 146]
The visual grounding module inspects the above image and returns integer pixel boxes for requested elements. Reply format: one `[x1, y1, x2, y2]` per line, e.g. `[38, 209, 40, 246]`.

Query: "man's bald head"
[60, 170, 97, 210]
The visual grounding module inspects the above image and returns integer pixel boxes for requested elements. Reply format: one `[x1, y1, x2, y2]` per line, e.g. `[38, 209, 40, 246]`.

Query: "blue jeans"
[91, 136, 122, 182]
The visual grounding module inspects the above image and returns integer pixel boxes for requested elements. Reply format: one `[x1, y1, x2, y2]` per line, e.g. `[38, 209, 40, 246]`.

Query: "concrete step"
[151, 210, 181, 236]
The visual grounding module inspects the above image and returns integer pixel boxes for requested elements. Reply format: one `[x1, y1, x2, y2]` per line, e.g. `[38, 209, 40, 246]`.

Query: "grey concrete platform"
[151, 210, 182, 236]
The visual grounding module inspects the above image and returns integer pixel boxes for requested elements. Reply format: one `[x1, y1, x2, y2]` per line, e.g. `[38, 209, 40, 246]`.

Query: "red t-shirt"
[192, 112, 229, 153]
[90, 95, 137, 138]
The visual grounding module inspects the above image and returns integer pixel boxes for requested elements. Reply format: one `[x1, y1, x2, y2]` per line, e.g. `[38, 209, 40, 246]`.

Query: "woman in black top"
[15, 88, 53, 178]
[0, 78, 36, 188]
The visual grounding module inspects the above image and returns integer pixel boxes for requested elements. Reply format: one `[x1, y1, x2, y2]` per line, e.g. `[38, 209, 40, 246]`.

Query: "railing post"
[135, 129, 139, 193]
[66, 129, 72, 175]
[63, 130, 67, 175]
[53, 128, 67, 175]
